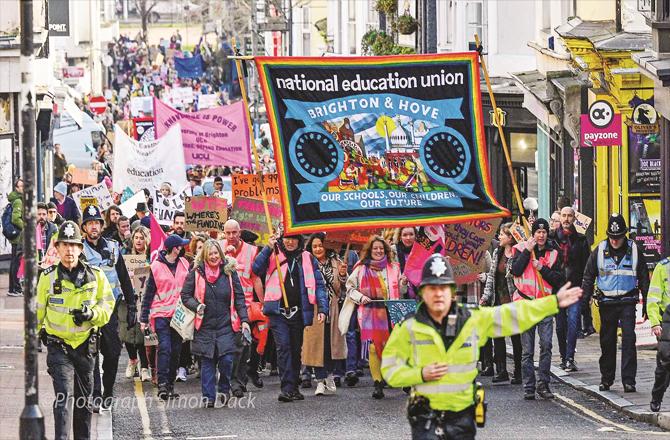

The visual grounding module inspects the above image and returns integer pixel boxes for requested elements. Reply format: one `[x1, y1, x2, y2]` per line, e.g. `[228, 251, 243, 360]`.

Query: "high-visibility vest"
[193, 269, 241, 332]
[512, 244, 558, 300]
[248, 301, 269, 354]
[264, 250, 316, 305]
[648, 258, 670, 327]
[83, 238, 122, 300]
[149, 257, 189, 326]
[36, 263, 115, 348]
[596, 240, 638, 298]
[382, 296, 559, 412]
[355, 262, 401, 300]
[223, 240, 258, 305]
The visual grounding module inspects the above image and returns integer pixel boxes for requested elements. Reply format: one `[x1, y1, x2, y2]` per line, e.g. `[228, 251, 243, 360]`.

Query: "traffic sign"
[89, 95, 107, 115]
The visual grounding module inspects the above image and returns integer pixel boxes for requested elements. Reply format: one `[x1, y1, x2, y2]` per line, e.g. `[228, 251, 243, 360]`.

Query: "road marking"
[157, 397, 172, 435]
[185, 436, 238, 440]
[134, 378, 153, 439]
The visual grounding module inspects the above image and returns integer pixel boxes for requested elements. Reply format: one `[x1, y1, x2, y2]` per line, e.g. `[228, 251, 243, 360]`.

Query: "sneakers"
[278, 392, 293, 402]
[564, 359, 578, 372]
[315, 381, 326, 396]
[623, 384, 636, 393]
[511, 371, 522, 385]
[537, 386, 554, 399]
[290, 390, 305, 401]
[176, 367, 187, 382]
[345, 371, 359, 387]
[558, 360, 567, 370]
[125, 359, 138, 379]
[523, 390, 536, 400]
[140, 368, 151, 382]
[7, 290, 23, 297]
[325, 376, 337, 394]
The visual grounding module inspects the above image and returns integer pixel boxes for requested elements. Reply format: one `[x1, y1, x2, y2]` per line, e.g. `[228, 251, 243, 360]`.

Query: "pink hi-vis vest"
[149, 257, 190, 327]
[264, 250, 317, 305]
[512, 244, 558, 301]
[223, 240, 258, 306]
[356, 262, 402, 300]
[194, 270, 241, 333]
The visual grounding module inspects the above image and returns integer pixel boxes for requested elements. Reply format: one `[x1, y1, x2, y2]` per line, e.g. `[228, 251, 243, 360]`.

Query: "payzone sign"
[580, 100, 622, 147]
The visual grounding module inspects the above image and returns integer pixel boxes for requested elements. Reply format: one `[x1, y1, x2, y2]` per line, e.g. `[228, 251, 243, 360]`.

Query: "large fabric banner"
[154, 98, 252, 168]
[113, 124, 188, 193]
[255, 54, 509, 234]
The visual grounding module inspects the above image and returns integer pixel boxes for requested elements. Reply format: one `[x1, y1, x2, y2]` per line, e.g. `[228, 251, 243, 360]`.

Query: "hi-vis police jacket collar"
[381, 296, 559, 412]
[36, 261, 115, 349]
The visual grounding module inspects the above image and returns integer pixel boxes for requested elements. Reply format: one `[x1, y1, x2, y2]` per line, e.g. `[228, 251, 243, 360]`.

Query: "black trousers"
[598, 303, 637, 386]
[9, 243, 22, 293]
[492, 334, 522, 373]
[93, 310, 122, 398]
[231, 342, 248, 393]
[46, 340, 94, 440]
[652, 352, 670, 403]
[410, 408, 476, 440]
[179, 341, 192, 369]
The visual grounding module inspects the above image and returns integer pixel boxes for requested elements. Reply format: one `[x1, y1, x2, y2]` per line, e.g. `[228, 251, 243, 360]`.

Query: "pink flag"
[153, 98, 252, 168]
[149, 212, 167, 262]
[403, 241, 440, 287]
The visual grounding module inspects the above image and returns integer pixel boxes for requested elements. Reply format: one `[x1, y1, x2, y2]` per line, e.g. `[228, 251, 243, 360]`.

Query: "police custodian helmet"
[419, 254, 455, 288]
[55, 221, 84, 245]
[607, 213, 627, 238]
[81, 205, 104, 226]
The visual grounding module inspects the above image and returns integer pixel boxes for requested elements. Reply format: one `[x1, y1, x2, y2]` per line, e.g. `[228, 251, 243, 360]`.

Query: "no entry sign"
[89, 95, 108, 115]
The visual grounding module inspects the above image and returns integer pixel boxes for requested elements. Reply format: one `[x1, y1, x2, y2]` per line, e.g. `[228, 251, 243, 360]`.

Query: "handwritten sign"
[231, 173, 280, 204]
[71, 168, 98, 186]
[153, 187, 188, 226]
[72, 182, 114, 211]
[386, 300, 417, 326]
[230, 196, 282, 244]
[324, 229, 381, 251]
[443, 218, 501, 273]
[123, 255, 148, 279]
[185, 196, 228, 232]
[574, 210, 593, 234]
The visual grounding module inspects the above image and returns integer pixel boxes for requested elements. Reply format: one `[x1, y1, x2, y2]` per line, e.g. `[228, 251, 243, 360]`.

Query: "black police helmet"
[607, 213, 627, 238]
[419, 254, 455, 288]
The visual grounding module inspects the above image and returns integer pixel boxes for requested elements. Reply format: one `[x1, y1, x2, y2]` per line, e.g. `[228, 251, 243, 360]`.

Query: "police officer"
[648, 257, 670, 412]
[581, 213, 649, 393]
[382, 254, 582, 439]
[80, 205, 137, 410]
[36, 221, 115, 440]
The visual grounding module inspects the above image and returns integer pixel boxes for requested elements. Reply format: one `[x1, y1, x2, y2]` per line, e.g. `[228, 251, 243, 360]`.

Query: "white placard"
[72, 182, 114, 211]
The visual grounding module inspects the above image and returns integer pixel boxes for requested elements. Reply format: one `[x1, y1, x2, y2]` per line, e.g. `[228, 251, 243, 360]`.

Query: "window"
[302, 6, 310, 31]
[303, 32, 311, 56]
[348, 0, 357, 54]
[466, 0, 486, 50]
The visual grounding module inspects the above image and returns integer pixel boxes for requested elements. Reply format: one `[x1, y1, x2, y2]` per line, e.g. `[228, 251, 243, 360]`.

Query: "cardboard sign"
[71, 168, 98, 186]
[132, 266, 151, 304]
[185, 196, 228, 232]
[72, 182, 114, 211]
[123, 255, 148, 279]
[323, 229, 381, 251]
[443, 218, 501, 273]
[153, 187, 188, 226]
[574, 211, 593, 235]
[231, 173, 280, 204]
[230, 197, 282, 244]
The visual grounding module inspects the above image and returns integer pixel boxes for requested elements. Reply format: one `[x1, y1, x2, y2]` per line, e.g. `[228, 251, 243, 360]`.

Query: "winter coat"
[52, 196, 80, 223]
[7, 191, 23, 244]
[549, 227, 591, 288]
[118, 298, 144, 345]
[482, 247, 517, 306]
[302, 256, 348, 366]
[181, 260, 249, 359]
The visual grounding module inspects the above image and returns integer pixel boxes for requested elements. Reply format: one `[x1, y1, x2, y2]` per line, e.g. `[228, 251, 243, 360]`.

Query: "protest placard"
[171, 87, 194, 105]
[323, 229, 381, 251]
[574, 211, 593, 234]
[231, 173, 280, 204]
[443, 218, 502, 273]
[72, 182, 114, 211]
[185, 196, 228, 232]
[230, 196, 282, 244]
[197, 93, 218, 110]
[130, 96, 153, 117]
[79, 197, 98, 213]
[118, 190, 147, 218]
[132, 266, 151, 302]
[71, 168, 98, 186]
[123, 254, 148, 279]
[153, 187, 188, 226]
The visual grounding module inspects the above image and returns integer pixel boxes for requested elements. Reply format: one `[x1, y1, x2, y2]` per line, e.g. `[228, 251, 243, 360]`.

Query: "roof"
[595, 33, 651, 51]
[509, 71, 553, 102]
[632, 51, 670, 85]
[555, 18, 616, 41]
[481, 76, 524, 95]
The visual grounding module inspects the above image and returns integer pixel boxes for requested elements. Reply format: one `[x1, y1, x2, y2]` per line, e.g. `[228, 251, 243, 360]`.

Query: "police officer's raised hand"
[652, 326, 662, 338]
[524, 238, 536, 252]
[556, 282, 583, 308]
[422, 363, 449, 381]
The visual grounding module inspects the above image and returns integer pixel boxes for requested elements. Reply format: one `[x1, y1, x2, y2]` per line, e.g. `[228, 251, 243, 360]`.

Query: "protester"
[53, 143, 68, 186]
[7, 178, 23, 297]
[581, 213, 649, 393]
[188, 233, 208, 262]
[103, 205, 123, 239]
[481, 222, 522, 384]
[303, 233, 348, 395]
[394, 226, 418, 299]
[346, 235, 407, 398]
[130, 202, 149, 224]
[549, 206, 591, 372]
[171, 211, 192, 240]
[116, 216, 132, 247]
[510, 218, 564, 400]
[36, 221, 115, 440]
[648, 257, 670, 412]
[141, 234, 191, 400]
[36, 202, 57, 262]
[549, 211, 561, 233]
[47, 202, 64, 226]
[252, 232, 328, 402]
[124, 225, 151, 260]
[52, 181, 80, 223]
[181, 240, 250, 407]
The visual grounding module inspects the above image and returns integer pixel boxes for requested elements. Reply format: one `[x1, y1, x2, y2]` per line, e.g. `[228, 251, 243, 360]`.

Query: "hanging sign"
[580, 100, 622, 147]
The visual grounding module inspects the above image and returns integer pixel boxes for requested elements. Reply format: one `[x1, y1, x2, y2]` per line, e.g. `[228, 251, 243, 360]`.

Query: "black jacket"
[510, 241, 565, 293]
[549, 226, 591, 288]
[658, 304, 670, 367]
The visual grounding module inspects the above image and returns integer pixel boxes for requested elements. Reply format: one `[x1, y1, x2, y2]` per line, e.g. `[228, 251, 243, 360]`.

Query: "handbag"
[170, 297, 196, 341]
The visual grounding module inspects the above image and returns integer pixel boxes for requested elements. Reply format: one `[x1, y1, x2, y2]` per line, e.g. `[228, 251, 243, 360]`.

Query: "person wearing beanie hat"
[46, 202, 64, 226]
[382, 254, 583, 439]
[510, 218, 564, 400]
[52, 181, 80, 223]
[581, 213, 649, 393]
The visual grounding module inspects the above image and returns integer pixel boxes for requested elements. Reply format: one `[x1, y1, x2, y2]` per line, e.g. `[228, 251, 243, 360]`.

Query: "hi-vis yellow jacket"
[648, 258, 670, 327]
[36, 262, 115, 349]
[382, 295, 559, 411]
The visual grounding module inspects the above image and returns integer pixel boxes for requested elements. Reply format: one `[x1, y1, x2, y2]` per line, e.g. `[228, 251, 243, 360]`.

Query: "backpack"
[2, 203, 20, 241]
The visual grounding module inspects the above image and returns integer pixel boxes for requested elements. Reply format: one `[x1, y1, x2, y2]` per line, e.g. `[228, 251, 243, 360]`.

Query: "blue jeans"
[345, 308, 364, 373]
[269, 314, 304, 394]
[154, 317, 182, 386]
[200, 349, 234, 401]
[556, 301, 581, 362]
[521, 316, 553, 392]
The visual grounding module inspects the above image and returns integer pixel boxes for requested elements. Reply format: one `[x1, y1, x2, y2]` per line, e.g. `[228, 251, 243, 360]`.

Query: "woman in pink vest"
[346, 235, 407, 399]
[139, 234, 191, 401]
[181, 239, 250, 408]
[252, 233, 329, 403]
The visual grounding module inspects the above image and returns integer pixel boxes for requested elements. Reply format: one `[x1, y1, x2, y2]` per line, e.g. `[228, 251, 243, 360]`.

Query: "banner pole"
[232, 38, 289, 310]
[475, 34, 547, 287]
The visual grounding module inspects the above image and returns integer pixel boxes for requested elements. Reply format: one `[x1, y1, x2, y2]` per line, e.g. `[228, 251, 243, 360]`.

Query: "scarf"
[359, 257, 390, 359]
[205, 263, 220, 283]
[557, 226, 574, 265]
[317, 258, 335, 297]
